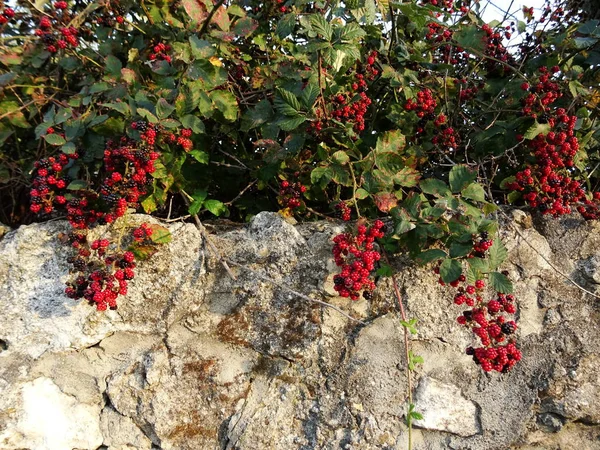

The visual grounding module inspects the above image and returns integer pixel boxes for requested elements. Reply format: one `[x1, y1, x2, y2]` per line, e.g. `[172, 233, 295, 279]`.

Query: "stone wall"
[0, 211, 599, 449]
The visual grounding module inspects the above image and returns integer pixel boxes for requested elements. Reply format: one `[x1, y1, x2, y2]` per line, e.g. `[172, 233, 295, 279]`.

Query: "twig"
[198, 0, 226, 36]
[382, 250, 414, 450]
[181, 191, 237, 280]
[225, 180, 256, 206]
[499, 209, 600, 300]
[225, 258, 366, 324]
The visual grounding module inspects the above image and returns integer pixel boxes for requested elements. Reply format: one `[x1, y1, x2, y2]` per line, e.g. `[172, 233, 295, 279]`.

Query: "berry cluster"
[148, 42, 173, 63]
[481, 23, 514, 76]
[335, 201, 352, 221]
[34, 2, 80, 53]
[470, 231, 493, 257]
[92, 1, 127, 26]
[309, 52, 377, 136]
[435, 265, 522, 372]
[332, 220, 385, 300]
[62, 223, 161, 311]
[30, 119, 170, 310]
[506, 68, 600, 219]
[30, 153, 78, 214]
[164, 128, 193, 151]
[0, 6, 15, 25]
[278, 179, 306, 210]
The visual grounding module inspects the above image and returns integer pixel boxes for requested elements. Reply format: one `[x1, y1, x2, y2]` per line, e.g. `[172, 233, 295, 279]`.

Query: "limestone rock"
[0, 211, 599, 449]
[413, 376, 480, 437]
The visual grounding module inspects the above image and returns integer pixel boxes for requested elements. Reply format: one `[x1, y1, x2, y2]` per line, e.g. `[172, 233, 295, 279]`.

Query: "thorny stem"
[382, 249, 414, 450]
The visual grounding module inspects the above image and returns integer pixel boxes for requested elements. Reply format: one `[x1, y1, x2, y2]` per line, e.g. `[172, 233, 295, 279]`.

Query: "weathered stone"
[0, 211, 599, 450]
[413, 376, 480, 437]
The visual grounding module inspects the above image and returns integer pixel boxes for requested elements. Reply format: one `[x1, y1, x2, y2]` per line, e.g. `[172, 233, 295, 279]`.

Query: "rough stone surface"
[1, 211, 600, 449]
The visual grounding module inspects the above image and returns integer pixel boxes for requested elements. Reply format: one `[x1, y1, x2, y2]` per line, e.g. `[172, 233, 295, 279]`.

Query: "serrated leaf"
[275, 88, 302, 115]
[449, 165, 477, 193]
[278, 115, 306, 131]
[310, 14, 333, 41]
[524, 121, 552, 140]
[149, 224, 172, 244]
[44, 134, 67, 146]
[204, 199, 228, 216]
[137, 108, 158, 123]
[440, 258, 462, 283]
[332, 150, 349, 165]
[468, 257, 489, 273]
[489, 271, 513, 293]
[376, 264, 393, 277]
[188, 190, 207, 215]
[141, 195, 157, 213]
[449, 241, 473, 258]
[338, 23, 366, 41]
[181, 115, 205, 134]
[355, 188, 370, 199]
[488, 238, 508, 271]
[276, 13, 296, 38]
[461, 183, 486, 202]
[420, 178, 450, 197]
[156, 98, 175, 119]
[61, 142, 77, 155]
[128, 244, 158, 260]
[415, 249, 447, 264]
[300, 83, 320, 108]
[105, 55, 122, 77]
[189, 35, 215, 59]
[210, 90, 238, 122]
[189, 150, 209, 164]
[102, 102, 130, 115]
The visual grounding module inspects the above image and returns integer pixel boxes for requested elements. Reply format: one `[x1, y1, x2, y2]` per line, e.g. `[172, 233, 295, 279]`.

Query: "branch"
[199, 0, 226, 37]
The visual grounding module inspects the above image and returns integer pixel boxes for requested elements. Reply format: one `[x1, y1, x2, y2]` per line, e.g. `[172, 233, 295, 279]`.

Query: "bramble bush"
[1, 0, 599, 373]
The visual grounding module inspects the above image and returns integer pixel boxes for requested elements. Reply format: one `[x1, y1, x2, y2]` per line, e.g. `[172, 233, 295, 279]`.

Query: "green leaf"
[394, 167, 420, 187]
[210, 90, 238, 122]
[449, 242, 473, 258]
[420, 178, 450, 197]
[44, 134, 66, 146]
[137, 108, 159, 124]
[275, 88, 302, 115]
[376, 264, 393, 277]
[67, 180, 87, 190]
[449, 165, 477, 193]
[524, 121, 552, 140]
[189, 36, 215, 59]
[278, 115, 306, 131]
[468, 257, 489, 273]
[488, 238, 508, 271]
[128, 244, 158, 260]
[440, 258, 462, 283]
[332, 150, 349, 165]
[141, 195, 157, 213]
[148, 224, 172, 244]
[276, 13, 296, 38]
[455, 25, 486, 53]
[156, 98, 175, 119]
[204, 199, 228, 216]
[105, 55, 122, 77]
[415, 249, 447, 264]
[338, 23, 366, 41]
[189, 150, 209, 164]
[310, 14, 333, 41]
[300, 83, 320, 108]
[188, 190, 207, 215]
[61, 142, 77, 154]
[355, 188, 370, 199]
[311, 166, 333, 187]
[461, 183, 486, 202]
[489, 271, 513, 293]
[400, 318, 418, 335]
[102, 102, 130, 115]
[181, 115, 205, 134]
